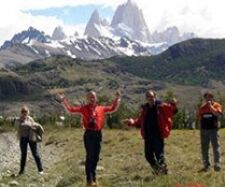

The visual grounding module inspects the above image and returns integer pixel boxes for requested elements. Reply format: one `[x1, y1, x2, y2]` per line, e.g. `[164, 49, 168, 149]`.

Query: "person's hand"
[55, 93, 65, 103]
[122, 118, 134, 126]
[170, 98, 177, 104]
[31, 126, 38, 130]
[116, 90, 121, 99]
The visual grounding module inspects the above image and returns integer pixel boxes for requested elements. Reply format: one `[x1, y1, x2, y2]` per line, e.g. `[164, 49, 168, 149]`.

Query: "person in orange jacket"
[197, 92, 223, 172]
[57, 90, 121, 186]
[123, 90, 177, 175]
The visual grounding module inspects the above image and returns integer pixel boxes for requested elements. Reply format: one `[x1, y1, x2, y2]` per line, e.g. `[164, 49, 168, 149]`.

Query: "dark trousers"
[83, 130, 102, 182]
[19, 137, 43, 173]
[144, 135, 165, 170]
[200, 129, 221, 167]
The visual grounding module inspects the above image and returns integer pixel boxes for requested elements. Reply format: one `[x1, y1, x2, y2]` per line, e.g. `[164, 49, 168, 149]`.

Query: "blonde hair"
[21, 105, 29, 115]
[145, 90, 156, 97]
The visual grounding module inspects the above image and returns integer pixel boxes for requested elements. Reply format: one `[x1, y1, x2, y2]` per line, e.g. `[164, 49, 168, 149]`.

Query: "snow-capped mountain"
[84, 0, 152, 43]
[151, 26, 195, 45]
[0, 26, 168, 67]
[1, 27, 51, 50]
[111, 0, 151, 43]
[0, 0, 196, 67]
[83, 0, 195, 45]
[52, 26, 67, 41]
[84, 10, 112, 38]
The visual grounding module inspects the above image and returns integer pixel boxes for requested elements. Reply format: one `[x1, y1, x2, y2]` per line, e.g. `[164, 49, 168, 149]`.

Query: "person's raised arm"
[103, 91, 121, 113]
[162, 98, 178, 114]
[209, 102, 223, 117]
[56, 93, 82, 113]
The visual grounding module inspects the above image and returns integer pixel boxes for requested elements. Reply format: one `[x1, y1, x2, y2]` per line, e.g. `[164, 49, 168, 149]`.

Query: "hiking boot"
[86, 180, 98, 187]
[157, 164, 168, 175]
[198, 166, 210, 172]
[214, 164, 221, 172]
[18, 170, 24, 176]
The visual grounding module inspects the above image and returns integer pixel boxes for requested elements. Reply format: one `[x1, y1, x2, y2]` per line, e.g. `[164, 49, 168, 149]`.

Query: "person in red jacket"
[123, 90, 177, 175]
[197, 92, 223, 172]
[57, 90, 121, 186]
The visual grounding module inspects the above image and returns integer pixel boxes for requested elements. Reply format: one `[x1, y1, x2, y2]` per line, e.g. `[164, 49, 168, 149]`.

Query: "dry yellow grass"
[1, 128, 225, 187]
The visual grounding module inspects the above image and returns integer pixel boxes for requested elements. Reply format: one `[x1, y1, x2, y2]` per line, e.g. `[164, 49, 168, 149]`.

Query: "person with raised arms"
[57, 90, 121, 186]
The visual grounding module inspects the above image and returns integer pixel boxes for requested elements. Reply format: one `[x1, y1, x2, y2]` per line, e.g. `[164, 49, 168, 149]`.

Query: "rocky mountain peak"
[1, 27, 50, 50]
[84, 9, 104, 37]
[52, 26, 67, 41]
[111, 0, 151, 43]
[151, 26, 196, 45]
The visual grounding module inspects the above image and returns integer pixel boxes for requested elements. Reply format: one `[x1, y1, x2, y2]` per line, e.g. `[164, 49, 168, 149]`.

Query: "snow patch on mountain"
[46, 41, 65, 48]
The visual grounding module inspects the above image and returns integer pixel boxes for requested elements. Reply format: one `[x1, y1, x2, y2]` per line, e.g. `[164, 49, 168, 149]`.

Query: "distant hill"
[1, 37, 225, 115]
[110, 38, 225, 86]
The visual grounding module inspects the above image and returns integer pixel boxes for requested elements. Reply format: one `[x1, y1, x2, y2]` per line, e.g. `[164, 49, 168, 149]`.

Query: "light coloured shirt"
[15, 116, 34, 138]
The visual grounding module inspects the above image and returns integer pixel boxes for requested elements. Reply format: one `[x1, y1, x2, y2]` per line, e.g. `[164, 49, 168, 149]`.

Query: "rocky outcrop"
[0, 75, 29, 99]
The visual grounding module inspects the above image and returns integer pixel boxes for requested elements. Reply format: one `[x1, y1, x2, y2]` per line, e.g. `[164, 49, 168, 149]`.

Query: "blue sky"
[24, 5, 114, 25]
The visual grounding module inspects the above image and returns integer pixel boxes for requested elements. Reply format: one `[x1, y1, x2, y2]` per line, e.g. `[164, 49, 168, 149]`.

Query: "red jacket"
[128, 102, 177, 138]
[63, 98, 120, 131]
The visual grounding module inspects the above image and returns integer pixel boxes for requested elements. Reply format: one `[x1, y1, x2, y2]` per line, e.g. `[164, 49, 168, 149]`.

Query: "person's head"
[145, 90, 156, 105]
[203, 91, 214, 103]
[86, 91, 97, 105]
[20, 105, 29, 120]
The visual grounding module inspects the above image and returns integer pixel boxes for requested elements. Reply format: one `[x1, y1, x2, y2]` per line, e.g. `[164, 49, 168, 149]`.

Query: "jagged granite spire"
[52, 26, 67, 40]
[111, 0, 151, 42]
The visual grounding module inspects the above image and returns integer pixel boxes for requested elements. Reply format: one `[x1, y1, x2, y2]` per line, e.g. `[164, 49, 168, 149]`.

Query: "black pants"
[144, 135, 165, 170]
[83, 130, 102, 182]
[19, 137, 43, 173]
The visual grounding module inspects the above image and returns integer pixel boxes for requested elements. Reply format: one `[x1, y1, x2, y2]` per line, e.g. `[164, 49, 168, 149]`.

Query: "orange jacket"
[197, 101, 222, 129]
[128, 102, 177, 138]
[198, 102, 222, 118]
[63, 98, 120, 131]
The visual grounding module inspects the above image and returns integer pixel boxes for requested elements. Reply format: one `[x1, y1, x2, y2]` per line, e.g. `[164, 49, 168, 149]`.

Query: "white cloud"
[0, 0, 225, 45]
[138, 0, 225, 38]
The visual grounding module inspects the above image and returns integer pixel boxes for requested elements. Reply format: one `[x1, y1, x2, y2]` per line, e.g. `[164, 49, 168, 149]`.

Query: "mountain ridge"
[0, 0, 196, 67]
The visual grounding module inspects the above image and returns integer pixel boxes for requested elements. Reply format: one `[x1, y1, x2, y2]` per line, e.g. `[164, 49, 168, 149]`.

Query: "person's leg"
[154, 137, 165, 165]
[144, 138, 158, 172]
[29, 141, 43, 172]
[19, 137, 28, 174]
[154, 137, 167, 174]
[92, 132, 102, 182]
[210, 129, 221, 171]
[84, 131, 96, 183]
[200, 130, 210, 169]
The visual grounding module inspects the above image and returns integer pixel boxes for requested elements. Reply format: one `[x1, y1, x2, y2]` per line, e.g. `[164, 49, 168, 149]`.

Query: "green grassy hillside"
[110, 38, 225, 86]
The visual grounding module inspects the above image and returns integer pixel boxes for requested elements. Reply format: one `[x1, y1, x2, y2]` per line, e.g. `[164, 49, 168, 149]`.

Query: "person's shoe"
[214, 164, 221, 172]
[18, 170, 24, 176]
[198, 166, 210, 172]
[39, 171, 44, 175]
[86, 180, 98, 186]
[91, 181, 98, 186]
[158, 164, 168, 175]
